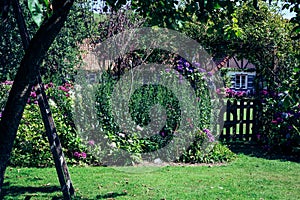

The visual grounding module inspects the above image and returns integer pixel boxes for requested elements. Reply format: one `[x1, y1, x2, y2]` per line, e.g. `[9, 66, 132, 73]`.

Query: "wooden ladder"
[11, 0, 75, 198]
[35, 76, 75, 199]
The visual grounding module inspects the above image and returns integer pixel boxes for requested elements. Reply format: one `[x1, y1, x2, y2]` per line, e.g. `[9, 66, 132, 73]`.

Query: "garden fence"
[219, 99, 258, 142]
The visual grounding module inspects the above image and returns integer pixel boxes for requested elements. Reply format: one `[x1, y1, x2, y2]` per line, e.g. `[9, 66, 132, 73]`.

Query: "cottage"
[214, 56, 256, 96]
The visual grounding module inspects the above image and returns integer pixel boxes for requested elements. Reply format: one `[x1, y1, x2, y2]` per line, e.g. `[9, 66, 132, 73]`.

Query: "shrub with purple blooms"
[256, 69, 300, 154]
[94, 55, 235, 164]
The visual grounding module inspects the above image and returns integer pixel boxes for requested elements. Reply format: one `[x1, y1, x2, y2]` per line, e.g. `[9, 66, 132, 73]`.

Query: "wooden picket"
[219, 99, 258, 142]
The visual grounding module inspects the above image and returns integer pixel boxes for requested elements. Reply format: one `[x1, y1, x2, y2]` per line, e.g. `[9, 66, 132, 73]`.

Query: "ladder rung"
[66, 180, 71, 188]
[60, 156, 64, 166]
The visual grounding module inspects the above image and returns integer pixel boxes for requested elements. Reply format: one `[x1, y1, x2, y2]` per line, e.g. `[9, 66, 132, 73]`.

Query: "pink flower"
[81, 152, 87, 159]
[30, 91, 37, 98]
[64, 82, 72, 88]
[88, 140, 95, 146]
[261, 90, 268, 95]
[4, 80, 13, 85]
[58, 86, 70, 92]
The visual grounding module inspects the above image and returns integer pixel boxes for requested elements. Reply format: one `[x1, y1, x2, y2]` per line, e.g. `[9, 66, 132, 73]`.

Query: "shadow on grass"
[1, 183, 127, 200]
[0, 184, 60, 199]
[226, 142, 300, 163]
[96, 191, 127, 199]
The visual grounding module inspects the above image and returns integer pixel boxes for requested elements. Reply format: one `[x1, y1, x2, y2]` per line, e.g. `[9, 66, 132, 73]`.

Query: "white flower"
[48, 99, 57, 108]
[127, 139, 133, 144]
[109, 142, 117, 148]
[136, 125, 143, 131]
[118, 133, 125, 138]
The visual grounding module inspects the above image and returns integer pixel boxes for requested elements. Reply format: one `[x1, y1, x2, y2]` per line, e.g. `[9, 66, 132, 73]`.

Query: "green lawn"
[2, 154, 300, 200]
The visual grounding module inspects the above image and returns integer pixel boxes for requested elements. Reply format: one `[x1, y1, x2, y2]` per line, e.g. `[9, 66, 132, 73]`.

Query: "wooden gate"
[219, 99, 258, 142]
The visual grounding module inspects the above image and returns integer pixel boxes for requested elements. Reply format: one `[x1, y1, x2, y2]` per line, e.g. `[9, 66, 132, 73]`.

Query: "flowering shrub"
[216, 87, 247, 99]
[257, 73, 300, 154]
[0, 74, 236, 166]
[0, 81, 90, 167]
[93, 56, 235, 164]
[179, 129, 236, 163]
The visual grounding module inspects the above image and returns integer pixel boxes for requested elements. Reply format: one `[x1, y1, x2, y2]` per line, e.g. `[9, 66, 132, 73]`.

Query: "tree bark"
[0, 0, 74, 194]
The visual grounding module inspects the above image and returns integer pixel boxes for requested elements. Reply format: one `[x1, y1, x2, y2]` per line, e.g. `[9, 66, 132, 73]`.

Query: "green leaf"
[213, 3, 221, 10]
[232, 17, 238, 24]
[28, 0, 44, 27]
[43, 0, 53, 17]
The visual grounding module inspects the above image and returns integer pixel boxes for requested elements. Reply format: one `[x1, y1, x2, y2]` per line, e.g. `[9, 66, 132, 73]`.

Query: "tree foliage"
[0, 0, 92, 84]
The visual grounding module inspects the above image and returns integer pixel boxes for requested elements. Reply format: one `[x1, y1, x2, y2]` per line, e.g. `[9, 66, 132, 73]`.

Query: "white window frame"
[235, 74, 248, 89]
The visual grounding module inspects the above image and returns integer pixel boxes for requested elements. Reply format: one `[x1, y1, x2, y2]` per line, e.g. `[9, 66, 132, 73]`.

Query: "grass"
[2, 154, 300, 200]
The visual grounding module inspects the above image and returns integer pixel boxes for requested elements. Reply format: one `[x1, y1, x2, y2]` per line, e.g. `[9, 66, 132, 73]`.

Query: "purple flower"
[0, 112, 2, 118]
[165, 68, 171, 73]
[187, 67, 194, 73]
[177, 65, 183, 71]
[193, 62, 201, 67]
[203, 128, 215, 142]
[287, 125, 293, 130]
[256, 134, 261, 140]
[203, 128, 210, 134]
[179, 75, 183, 84]
[74, 152, 80, 158]
[276, 117, 283, 123]
[207, 72, 213, 76]
[184, 61, 190, 67]
[198, 68, 206, 73]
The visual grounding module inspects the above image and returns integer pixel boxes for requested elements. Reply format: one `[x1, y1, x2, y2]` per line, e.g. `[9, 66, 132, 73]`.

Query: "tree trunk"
[0, 0, 74, 194]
